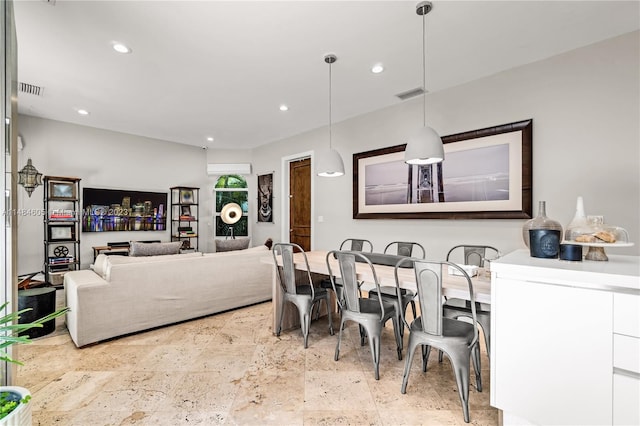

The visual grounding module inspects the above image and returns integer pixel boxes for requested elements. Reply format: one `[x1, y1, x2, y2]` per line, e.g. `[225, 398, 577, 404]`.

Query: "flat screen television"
[82, 187, 167, 232]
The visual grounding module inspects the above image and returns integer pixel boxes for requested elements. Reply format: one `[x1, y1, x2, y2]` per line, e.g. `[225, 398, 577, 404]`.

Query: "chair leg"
[276, 298, 285, 337]
[472, 342, 483, 392]
[296, 299, 312, 349]
[367, 331, 381, 380]
[478, 314, 491, 359]
[391, 316, 403, 361]
[448, 349, 473, 423]
[421, 345, 431, 372]
[335, 318, 346, 361]
[301, 311, 311, 349]
[326, 293, 334, 335]
[401, 335, 420, 394]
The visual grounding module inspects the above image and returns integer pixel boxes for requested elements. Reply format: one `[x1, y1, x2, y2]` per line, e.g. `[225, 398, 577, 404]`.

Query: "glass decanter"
[565, 196, 592, 242]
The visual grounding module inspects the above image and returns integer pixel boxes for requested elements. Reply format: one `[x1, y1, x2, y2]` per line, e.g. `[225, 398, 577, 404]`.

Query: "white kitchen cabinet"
[491, 250, 640, 425]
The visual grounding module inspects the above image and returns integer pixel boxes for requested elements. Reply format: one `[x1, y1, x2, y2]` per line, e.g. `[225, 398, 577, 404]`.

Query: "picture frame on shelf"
[48, 224, 76, 241]
[179, 189, 194, 204]
[353, 119, 532, 220]
[180, 205, 193, 217]
[49, 181, 76, 200]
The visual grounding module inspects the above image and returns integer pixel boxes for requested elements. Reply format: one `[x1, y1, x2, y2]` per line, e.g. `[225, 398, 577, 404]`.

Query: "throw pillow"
[215, 237, 251, 252]
[129, 241, 181, 257]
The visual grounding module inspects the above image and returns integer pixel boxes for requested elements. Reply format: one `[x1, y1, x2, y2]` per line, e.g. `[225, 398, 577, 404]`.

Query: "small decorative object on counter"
[529, 229, 561, 258]
[522, 200, 563, 248]
[559, 244, 583, 261]
[565, 196, 591, 241]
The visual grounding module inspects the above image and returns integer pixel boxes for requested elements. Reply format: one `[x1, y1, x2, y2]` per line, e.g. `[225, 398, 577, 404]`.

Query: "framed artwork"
[82, 187, 167, 232]
[48, 224, 75, 241]
[180, 205, 193, 217]
[49, 181, 76, 200]
[180, 189, 194, 204]
[257, 172, 273, 223]
[353, 119, 532, 219]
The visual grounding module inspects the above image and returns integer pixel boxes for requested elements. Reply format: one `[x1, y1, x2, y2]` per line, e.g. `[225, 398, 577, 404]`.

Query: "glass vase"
[565, 196, 591, 241]
[522, 200, 563, 248]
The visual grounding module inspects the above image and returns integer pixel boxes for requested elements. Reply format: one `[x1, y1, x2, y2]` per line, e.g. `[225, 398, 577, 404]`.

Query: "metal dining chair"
[320, 238, 373, 308]
[439, 244, 500, 361]
[395, 258, 482, 423]
[326, 250, 402, 380]
[272, 243, 333, 348]
[368, 241, 426, 345]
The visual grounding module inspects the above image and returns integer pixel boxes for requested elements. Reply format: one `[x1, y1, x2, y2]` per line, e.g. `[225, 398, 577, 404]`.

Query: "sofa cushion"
[103, 251, 202, 281]
[215, 237, 251, 252]
[130, 241, 181, 257]
[91, 254, 110, 279]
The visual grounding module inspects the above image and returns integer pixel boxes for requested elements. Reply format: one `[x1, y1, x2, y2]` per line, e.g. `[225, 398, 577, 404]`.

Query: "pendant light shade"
[405, 126, 443, 165]
[316, 148, 345, 177]
[316, 54, 345, 177]
[404, 1, 444, 165]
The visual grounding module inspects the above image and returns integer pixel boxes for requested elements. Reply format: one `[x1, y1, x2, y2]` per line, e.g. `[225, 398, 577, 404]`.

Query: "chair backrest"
[384, 241, 426, 259]
[339, 238, 373, 252]
[272, 243, 313, 296]
[326, 250, 386, 317]
[394, 258, 478, 345]
[446, 245, 500, 267]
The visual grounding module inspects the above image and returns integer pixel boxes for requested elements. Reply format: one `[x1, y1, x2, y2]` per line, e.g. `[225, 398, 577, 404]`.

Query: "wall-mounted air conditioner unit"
[206, 163, 252, 176]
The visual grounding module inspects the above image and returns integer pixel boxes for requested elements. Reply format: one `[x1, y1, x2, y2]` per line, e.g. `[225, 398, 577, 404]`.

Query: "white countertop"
[492, 249, 640, 293]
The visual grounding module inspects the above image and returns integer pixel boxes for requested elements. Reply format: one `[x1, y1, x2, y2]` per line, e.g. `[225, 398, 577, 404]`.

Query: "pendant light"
[316, 54, 345, 177]
[404, 1, 444, 165]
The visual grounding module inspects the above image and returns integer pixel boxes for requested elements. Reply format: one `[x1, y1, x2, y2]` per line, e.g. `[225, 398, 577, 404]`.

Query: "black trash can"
[17, 287, 57, 338]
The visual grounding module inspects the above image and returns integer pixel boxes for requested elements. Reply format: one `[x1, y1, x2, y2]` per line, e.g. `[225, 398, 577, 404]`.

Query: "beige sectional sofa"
[63, 245, 272, 347]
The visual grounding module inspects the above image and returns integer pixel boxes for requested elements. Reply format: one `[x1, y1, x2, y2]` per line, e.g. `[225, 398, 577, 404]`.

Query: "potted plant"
[0, 301, 68, 425]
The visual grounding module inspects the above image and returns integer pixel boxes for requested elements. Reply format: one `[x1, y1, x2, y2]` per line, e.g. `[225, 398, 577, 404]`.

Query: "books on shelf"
[48, 256, 75, 264]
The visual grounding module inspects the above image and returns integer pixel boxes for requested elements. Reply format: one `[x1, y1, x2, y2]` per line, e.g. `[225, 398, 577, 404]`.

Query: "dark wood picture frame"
[49, 180, 76, 200]
[353, 119, 532, 219]
[48, 224, 76, 241]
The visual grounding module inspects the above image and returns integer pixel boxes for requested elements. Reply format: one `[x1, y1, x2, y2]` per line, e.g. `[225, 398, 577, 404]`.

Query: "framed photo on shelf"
[180, 205, 192, 217]
[48, 224, 76, 241]
[179, 189, 194, 204]
[49, 181, 76, 199]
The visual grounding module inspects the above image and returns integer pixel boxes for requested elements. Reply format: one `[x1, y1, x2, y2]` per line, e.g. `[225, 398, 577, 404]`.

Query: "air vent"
[396, 87, 425, 101]
[19, 82, 44, 96]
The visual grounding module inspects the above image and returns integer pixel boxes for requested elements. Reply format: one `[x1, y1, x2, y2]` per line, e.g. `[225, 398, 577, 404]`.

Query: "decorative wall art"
[82, 187, 167, 232]
[257, 172, 274, 223]
[353, 119, 532, 219]
[48, 180, 76, 200]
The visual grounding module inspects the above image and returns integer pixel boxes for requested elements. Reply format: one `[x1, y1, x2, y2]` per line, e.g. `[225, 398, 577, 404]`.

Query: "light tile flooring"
[16, 296, 497, 425]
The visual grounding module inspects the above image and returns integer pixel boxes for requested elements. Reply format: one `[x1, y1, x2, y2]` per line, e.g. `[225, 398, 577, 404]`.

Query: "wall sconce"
[17, 158, 43, 197]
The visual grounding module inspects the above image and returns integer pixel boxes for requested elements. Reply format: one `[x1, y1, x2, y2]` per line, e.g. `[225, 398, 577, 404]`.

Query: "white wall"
[16, 31, 639, 273]
[252, 31, 640, 259]
[16, 117, 208, 272]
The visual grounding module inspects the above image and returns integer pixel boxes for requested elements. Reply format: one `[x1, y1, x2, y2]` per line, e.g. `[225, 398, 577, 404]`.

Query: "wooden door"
[289, 158, 311, 251]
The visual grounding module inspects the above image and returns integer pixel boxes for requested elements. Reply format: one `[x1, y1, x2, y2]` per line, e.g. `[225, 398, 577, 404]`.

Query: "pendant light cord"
[328, 59, 333, 150]
[422, 9, 426, 127]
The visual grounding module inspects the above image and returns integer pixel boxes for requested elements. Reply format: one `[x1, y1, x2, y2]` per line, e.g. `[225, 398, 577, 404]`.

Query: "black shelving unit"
[43, 176, 81, 286]
[170, 186, 199, 252]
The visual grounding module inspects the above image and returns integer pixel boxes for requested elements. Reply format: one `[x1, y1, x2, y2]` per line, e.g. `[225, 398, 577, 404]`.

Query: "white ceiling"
[13, 1, 640, 150]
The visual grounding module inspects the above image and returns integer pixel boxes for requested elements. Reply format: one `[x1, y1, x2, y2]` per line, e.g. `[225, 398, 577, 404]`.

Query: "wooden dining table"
[262, 250, 492, 333]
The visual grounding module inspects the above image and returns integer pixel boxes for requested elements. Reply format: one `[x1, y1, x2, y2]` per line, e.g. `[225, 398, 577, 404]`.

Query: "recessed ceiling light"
[112, 42, 132, 54]
[371, 63, 384, 74]
[279, 105, 289, 111]
[206, 137, 214, 142]
[77, 109, 90, 116]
